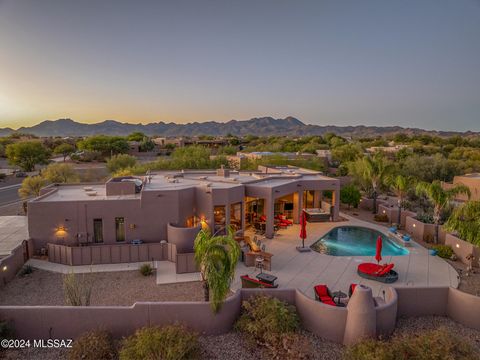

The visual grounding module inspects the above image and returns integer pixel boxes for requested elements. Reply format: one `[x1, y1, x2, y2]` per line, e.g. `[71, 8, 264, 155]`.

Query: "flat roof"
[35, 185, 140, 202]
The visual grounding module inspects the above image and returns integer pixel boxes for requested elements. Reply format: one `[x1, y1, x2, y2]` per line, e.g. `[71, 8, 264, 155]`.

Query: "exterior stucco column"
[293, 191, 304, 224]
[224, 203, 230, 232]
[313, 190, 321, 208]
[343, 285, 376, 345]
[264, 196, 275, 238]
[332, 186, 340, 221]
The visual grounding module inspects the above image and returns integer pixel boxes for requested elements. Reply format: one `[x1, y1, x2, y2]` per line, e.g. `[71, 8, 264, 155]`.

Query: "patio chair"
[357, 263, 398, 283]
[348, 283, 357, 297]
[253, 222, 265, 235]
[313, 284, 337, 306]
[241, 275, 278, 288]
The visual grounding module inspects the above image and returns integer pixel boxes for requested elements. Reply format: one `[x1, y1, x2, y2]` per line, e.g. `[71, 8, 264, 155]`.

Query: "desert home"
[26, 166, 340, 265]
[442, 173, 480, 202]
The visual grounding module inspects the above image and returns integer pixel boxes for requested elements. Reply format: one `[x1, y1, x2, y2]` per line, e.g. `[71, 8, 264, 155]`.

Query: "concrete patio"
[231, 213, 459, 299]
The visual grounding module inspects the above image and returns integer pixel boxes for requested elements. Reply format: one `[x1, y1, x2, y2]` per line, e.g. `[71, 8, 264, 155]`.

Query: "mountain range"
[0, 117, 478, 138]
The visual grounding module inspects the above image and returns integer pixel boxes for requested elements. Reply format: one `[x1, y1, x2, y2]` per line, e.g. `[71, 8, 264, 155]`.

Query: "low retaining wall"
[445, 234, 480, 268]
[1, 286, 479, 345]
[377, 205, 416, 229]
[47, 243, 171, 266]
[0, 242, 27, 287]
[0, 287, 397, 345]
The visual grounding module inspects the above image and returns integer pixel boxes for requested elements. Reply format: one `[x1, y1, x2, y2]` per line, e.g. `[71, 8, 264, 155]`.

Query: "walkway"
[231, 213, 459, 299]
[0, 216, 28, 257]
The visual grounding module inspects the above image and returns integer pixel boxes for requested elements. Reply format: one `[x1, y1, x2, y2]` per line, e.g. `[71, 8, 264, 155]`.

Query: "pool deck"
[231, 213, 459, 299]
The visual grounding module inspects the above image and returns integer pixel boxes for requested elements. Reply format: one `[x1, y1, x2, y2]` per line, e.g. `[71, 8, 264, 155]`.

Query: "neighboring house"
[236, 151, 316, 160]
[27, 166, 340, 263]
[152, 137, 188, 148]
[442, 173, 480, 202]
[365, 144, 410, 154]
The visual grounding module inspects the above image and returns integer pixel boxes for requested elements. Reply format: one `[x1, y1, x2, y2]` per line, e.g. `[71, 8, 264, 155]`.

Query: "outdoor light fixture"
[456, 244, 460, 248]
[55, 225, 67, 236]
[2, 266, 7, 272]
[413, 223, 416, 228]
[129, 224, 137, 229]
[382, 210, 386, 214]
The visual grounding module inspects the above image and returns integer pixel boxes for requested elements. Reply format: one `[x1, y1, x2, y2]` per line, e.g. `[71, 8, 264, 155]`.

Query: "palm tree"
[348, 153, 393, 213]
[415, 180, 471, 244]
[194, 227, 240, 313]
[387, 175, 414, 228]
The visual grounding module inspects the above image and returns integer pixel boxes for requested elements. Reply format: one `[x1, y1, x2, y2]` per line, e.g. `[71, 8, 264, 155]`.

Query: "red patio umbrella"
[299, 210, 307, 248]
[375, 236, 383, 264]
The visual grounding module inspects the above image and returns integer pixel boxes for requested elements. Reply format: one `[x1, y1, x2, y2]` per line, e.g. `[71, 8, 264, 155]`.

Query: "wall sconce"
[55, 225, 67, 236]
[2, 265, 7, 272]
[129, 224, 137, 230]
[382, 210, 386, 214]
[456, 244, 460, 248]
[413, 223, 416, 228]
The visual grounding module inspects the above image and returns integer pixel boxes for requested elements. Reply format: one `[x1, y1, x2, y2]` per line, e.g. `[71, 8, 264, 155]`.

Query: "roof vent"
[85, 191, 97, 196]
[83, 186, 93, 191]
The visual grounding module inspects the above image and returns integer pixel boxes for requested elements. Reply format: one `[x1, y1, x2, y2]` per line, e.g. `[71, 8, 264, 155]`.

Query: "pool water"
[310, 226, 409, 256]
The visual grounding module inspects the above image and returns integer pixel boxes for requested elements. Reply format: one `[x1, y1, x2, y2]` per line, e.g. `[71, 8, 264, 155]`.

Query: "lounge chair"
[313, 285, 337, 306]
[241, 275, 278, 288]
[357, 263, 398, 283]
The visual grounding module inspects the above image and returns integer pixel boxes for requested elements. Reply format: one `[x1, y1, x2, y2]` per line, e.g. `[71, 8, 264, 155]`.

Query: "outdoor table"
[332, 290, 348, 307]
[256, 272, 278, 286]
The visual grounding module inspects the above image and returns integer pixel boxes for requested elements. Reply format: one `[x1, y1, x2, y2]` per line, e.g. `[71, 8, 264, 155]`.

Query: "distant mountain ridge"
[0, 117, 478, 138]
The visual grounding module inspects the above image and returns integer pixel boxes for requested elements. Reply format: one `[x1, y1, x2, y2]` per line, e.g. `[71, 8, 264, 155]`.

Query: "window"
[93, 219, 103, 243]
[214, 206, 226, 235]
[115, 217, 126, 242]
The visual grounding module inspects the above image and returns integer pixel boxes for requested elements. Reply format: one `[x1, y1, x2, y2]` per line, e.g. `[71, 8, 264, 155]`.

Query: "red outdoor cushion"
[314, 285, 329, 297]
[322, 299, 337, 306]
[241, 275, 273, 288]
[377, 264, 394, 276]
[358, 263, 383, 275]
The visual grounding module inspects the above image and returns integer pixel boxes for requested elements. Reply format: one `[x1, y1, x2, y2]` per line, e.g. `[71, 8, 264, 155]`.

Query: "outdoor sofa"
[357, 263, 398, 283]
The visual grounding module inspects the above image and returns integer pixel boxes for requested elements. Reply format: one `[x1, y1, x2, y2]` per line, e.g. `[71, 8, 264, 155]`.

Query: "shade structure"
[299, 209, 307, 247]
[375, 236, 382, 264]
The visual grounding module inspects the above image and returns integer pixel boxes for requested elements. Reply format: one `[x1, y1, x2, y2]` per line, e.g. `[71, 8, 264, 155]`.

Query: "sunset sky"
[0, 0, 479, 131]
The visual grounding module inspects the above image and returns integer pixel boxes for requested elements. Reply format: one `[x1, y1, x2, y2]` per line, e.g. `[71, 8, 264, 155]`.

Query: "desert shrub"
[106, 154, 137, 174]
[432, 245, 454, 259]
[119, 324, 198, 360]
[235, 295, 310, 359]
[344, 327, 478, 360]
[373, 213, 389, 222]
[416, 212, 434, 224]
[63, 272, 93, 306]
[18, 264, 33, 277]
[235, 295, 299, 343]
[68, 330, 116, 360]
[139, 263, 153, 276]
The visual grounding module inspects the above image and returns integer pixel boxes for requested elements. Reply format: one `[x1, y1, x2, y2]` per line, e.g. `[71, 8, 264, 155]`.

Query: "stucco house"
[27, 166, 340, 266]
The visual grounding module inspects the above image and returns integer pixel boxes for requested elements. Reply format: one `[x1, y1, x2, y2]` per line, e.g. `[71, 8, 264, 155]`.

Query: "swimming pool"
[310, 226, 409, 256]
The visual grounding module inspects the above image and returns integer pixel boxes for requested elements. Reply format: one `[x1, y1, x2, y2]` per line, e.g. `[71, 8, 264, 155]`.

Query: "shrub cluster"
[373, 213, 389, 222]
[235, 295, 311, 359]
[68, 330, 116, 360]
[345, 327, 478, 360]
[432, 244, 454, 259]
[119, 324, 198, 360]
[139, 263, 154, 276]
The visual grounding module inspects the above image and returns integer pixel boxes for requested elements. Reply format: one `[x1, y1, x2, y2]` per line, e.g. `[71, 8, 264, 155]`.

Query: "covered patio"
[243, 175, 341, 238]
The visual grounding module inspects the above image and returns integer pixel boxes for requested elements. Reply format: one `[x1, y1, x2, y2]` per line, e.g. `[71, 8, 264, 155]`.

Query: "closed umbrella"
[300, 210, 307, 247]
[375, 236, 382, 264]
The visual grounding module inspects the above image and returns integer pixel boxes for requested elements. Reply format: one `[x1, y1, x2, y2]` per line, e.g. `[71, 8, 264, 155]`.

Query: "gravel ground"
[3, 316, 480, 359]
[0, 269, 205, 306]
[0, 202, 24, 216]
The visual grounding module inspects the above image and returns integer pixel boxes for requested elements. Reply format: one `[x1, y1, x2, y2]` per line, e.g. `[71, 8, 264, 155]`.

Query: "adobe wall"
[377, 204, 416, 228]
[0, 243, 26, 287]
[445, 233, 480, 268]
[404, 216, 446, 244]
[167, 223, 201, 253]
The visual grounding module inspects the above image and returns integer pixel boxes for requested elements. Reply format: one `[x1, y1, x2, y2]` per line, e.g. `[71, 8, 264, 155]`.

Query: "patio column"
[293, 191, 304, 224]
[313, 190, 321, 208]
[265, 196, 275, 239]
[332, 187, 340, 221]
[224, 203, 231, 233]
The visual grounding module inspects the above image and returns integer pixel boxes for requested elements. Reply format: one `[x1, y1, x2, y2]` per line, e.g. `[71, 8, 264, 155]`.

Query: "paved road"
[0, 183, 22, 207]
